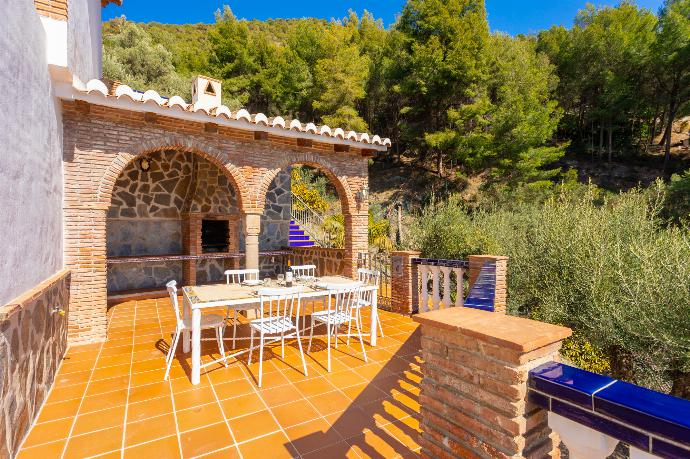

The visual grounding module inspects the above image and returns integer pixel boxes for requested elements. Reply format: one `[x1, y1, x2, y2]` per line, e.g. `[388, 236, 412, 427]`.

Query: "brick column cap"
[413, 308, 571, 353]
[390, 250, 422, 257]
[469, 254, 509, 261]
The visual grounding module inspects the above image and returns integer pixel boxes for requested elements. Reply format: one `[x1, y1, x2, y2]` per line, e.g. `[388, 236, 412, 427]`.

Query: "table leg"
[191, 308, 202, 385]
[370, 290, 378, 347]
[182, 295, 191, 353]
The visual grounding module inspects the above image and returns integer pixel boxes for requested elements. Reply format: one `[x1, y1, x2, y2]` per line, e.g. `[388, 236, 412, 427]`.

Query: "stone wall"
[260, 169, 291, 251]
[106, 150, 242, 291]
[291, 247, 347, 276]
[0, 1, 64, 307]
[0, 270, 70, 458]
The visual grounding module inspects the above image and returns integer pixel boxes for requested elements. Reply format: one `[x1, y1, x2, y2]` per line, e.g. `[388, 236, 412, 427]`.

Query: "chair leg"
[217, 326, 227, 367]
[248, 328, 254, 365]
[164, 331, 180, 381]
[281, 332, 285, 359]
[326, 321, 332, 373]
[307, 317, 315, 354]
[232, 310, 237, 350]
[295, 329, 308, 377]
[376, 308, 385, 338]
[347, 313, 353, 346]
[356, 313, 368, 363]
[258, 334, 264, 387]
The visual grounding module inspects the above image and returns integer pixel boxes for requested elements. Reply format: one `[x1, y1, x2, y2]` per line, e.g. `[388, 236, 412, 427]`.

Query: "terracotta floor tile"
[300, 440, 359, 459]
[131, 358, 165, 374]
[125, 412, 177, 447]
[293, 376, 337, 398]
[194, 445, 241, 458]
[129, 368, 167, 387]
[174, 386, 217, 411]
[381, 419, 421, 451]
[123, 435, 181, 459]
[347, 426, 413, 459]
[352, 363, 389, 381]
[341, 383, 387, 405]
[59, 359, 96, 374]
[63, 425, 123, 459]
[72, 405, 126, 436]
[325, 410, 377, 440]
[53, 369, 91, 386]
[324, 370, 368, 389]
[237, 431, 297, 459]
[97, 353, 132, 368]
[212, 378, 255, 400]
[179, 422, 235, 458]
[36, 398, 81, 422]
[16, 440, 66, 458]
[284, 418, 342, 455]
[128, 381, 170, 403]
[127, 395, 174, 423]
[206, 365, 246, 385]
[79, 389, 128, 414]
[44, 383, 88, 403]
[259, 384, 303, 407]
[91, 363, 132, 381]
[219, 393, 266, 420]
[21, 418, 73, 447]
[227, 410, 280, 443]
[308, 390, 354, 416]
[176, 401, 225, 432]
[170, 373, 212, 394]
[270, 400, 321, 428]
[85, 375, 131, 397]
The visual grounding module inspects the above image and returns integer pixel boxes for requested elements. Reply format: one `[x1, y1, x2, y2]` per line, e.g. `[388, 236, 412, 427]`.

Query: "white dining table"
[181, 276, 379, 385]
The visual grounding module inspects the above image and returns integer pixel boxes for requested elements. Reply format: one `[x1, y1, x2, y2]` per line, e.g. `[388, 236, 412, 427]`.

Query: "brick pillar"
[390, 250, 421, 314]
[243, 212, 261, 270]
[344, 211, 368, 279]
[469, 255, 508, 313]
[413, 308, 571, 459]
[182, 213, 201, 286]
[63, 206, 108, 344]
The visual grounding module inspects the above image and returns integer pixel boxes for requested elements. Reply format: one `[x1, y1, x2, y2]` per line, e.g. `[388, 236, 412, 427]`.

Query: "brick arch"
[96, 136, 250, 212]
[255, 153, 358, 214]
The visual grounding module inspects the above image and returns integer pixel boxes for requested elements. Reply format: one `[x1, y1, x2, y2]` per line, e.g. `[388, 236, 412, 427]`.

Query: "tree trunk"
[608, 346, 636, 383]
[663, 79, 679, 172]
[599, 124, 604, 160]
[671, 370, 690, 399]
[436, 150, 443, 177]
[608, 123, 613, 162]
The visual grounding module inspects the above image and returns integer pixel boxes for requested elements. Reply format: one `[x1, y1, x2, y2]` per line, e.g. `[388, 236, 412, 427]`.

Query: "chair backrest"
[224, 268, 260, 284]
[357, 268, 380, 304]
[166, 280, 182, 324]
[257, 287, 302, 326]
[291, 264, 316, 279]
[323, 281, 363, 317]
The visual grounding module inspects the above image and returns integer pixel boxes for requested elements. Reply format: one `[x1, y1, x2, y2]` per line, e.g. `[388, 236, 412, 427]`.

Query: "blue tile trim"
[529, 362, 615, 409]
[594, 380, 690, 448]
[411, 258, 469, 268]
[528, 362, 690, 457]
[652, 438, 690, 459]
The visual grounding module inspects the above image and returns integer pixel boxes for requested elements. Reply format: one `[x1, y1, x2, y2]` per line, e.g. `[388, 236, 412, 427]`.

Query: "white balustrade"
[419, 264, 429, 312]
[630, 448, 660, 459]
[548, 413, 618, 459]
[418, 262, 466, 312]
[453, 267, 464, 307]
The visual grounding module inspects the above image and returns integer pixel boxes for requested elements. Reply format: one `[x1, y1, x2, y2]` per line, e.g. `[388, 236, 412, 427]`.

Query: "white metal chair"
[247, 287, 308, 387]
[354, 268, 385, 341]
[291, 264, 316, 279]
[164, 280, 227, 380]
[307, 282, 368, 372]
[224, 268, 261, 349]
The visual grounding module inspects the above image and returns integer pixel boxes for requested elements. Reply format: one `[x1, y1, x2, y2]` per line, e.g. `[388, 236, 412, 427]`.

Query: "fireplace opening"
[201, 219, 229, 253]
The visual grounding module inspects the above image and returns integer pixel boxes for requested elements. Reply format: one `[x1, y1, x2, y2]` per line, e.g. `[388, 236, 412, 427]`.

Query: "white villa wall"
[0, 1, 64, 306]
[68, 0, 103, 80]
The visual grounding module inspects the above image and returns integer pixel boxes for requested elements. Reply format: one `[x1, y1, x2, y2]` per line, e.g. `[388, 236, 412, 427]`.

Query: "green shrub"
[413, 182, 690, 396]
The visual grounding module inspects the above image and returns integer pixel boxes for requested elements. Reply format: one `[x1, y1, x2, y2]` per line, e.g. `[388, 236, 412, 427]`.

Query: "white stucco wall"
[0, 0, 64, 306]
[68, 0, 103, 81]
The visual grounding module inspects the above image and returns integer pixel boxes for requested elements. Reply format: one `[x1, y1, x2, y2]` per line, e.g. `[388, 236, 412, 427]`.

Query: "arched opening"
[106, 149, 242, 294]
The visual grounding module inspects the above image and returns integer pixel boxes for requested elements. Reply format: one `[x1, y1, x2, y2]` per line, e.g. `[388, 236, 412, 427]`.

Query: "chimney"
[192, 75, 222, 111]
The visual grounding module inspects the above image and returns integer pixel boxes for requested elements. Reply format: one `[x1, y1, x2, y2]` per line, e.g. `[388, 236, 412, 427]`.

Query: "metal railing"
[290, 193, 335, 248]
[358, 251, 392, 309]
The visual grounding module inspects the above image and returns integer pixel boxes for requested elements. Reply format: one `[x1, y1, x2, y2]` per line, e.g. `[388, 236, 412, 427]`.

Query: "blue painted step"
[289, 220, 315, 247]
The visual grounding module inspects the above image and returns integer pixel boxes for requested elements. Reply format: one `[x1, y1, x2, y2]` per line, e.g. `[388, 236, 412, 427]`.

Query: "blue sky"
[103, 0, 665, 34]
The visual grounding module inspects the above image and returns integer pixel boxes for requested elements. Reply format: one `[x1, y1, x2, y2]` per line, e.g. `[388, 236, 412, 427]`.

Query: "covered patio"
[17, 297, 421, 458]
[58, 75, 390, 345]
